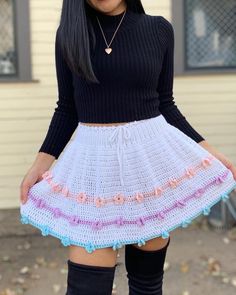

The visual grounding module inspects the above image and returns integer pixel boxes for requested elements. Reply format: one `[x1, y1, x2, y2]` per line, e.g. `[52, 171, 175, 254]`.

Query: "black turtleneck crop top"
[38, 1, 205, 159]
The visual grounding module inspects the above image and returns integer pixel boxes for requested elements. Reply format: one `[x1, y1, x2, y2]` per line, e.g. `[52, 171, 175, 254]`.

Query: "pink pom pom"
[201, 157, 212, 168]
[42, 171, 53, 181]
[52, 183, 62, 193]
[135, 193, 144, 203]
[76, 192, 87, 203]
[61, 186, 70, 197]
[113, 193, 125, 205]
[94, 197, 106, 207]
[185, 167, 195, 178]
[168, 178, 178, 188]
[154, 187, 163, 196]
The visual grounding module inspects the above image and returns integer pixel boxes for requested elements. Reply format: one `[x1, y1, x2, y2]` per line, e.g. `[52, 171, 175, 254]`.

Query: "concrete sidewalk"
[0, 209, 236, 295]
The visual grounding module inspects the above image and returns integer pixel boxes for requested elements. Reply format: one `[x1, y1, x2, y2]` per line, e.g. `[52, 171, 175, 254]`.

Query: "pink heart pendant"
[105, 47, 112, 54]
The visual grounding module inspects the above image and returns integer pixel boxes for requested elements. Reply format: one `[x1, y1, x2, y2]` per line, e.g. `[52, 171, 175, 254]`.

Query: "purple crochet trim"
[27, 170, 230, 230]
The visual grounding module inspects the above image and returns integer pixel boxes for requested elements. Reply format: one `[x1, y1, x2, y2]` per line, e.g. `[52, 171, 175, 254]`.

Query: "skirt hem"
[20, 181, 236, 254]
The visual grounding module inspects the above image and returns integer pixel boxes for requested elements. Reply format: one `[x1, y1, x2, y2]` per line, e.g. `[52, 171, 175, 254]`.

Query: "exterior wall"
[0, 0, 235, 209]
[149, 0, 236, 161]
[0, 0, 62, 208]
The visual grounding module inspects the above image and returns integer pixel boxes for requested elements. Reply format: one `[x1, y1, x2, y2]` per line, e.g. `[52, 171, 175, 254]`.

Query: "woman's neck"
[85, 1, 142, 32]
[85, 0, 127, 16]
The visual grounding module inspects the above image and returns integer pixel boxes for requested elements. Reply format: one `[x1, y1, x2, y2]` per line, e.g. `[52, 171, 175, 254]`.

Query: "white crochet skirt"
[20, 114, 236, 253]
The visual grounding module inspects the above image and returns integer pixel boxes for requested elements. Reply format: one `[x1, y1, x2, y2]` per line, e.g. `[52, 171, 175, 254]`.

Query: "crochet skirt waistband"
[20, 114, 236, 253]
[75, 114, 168, 145]
[75, 115, 170, 186]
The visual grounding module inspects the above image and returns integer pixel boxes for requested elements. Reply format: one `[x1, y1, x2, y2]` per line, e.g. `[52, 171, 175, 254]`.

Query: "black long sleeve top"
[38, 2, 205, 159]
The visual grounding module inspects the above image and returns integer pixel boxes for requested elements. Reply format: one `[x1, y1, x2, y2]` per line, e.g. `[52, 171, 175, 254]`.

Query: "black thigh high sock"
[65, 259, 117, 295]
[125, 237, 170, 295]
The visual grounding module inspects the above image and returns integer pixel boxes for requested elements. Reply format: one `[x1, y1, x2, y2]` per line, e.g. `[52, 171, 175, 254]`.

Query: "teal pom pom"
[61, 236, 71, 246]
[181, 219, 192, 228]
[20, 215, 29, 224]
[112, 241, 122, 250]
[161, 231, 169, 239]
[203, 207, 211, 216]
[85, 243, 95, 253]
[137, 239, 146, 247]
[221, 193, 229, 202]
[41, 225, 50, 236]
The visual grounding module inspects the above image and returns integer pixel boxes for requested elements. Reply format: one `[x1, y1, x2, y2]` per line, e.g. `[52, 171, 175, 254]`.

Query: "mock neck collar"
[85, 1, 143, 32]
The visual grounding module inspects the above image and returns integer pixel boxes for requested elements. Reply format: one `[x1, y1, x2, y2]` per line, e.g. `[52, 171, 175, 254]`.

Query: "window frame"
[172, 0, 236, 76]
[0, 0, 33, 82]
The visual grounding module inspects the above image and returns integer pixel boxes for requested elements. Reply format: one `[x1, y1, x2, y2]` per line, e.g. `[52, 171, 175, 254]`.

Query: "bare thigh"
[68, 245, 118, 267]
[131, 235, 171, 251]
[68, 235, 170, 266]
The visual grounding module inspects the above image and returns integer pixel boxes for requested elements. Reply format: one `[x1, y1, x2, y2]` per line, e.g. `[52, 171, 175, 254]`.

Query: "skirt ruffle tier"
[20, 115, 236, 253]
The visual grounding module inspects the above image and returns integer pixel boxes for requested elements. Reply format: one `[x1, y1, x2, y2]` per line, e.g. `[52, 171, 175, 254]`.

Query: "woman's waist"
[79, 121, 129, 127]
[74, 114, 170, 147]
[77, 110, 163, 128]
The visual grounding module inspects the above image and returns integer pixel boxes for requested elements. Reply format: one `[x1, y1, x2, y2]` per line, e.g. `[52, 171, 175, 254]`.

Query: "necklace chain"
[96, 9, 127, 54]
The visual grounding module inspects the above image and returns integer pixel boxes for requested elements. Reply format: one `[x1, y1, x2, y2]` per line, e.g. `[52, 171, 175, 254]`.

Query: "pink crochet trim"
[41, 155, 215, 207]
[28, 169, 230, 230]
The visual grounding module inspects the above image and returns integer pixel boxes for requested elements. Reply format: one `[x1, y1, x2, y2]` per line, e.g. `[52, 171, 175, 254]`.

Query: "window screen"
[0, 0, 17, 76]
[185, 0, 236, 69]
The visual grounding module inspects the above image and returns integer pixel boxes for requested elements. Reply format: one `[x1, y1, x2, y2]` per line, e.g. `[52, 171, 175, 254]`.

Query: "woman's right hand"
[20, 152, 56, 205]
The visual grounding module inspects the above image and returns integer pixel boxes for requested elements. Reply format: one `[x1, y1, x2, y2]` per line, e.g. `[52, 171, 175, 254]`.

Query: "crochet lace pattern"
[20, 115, 236, 253]
[20, 179, 236, 252]
[40, 155, 215, 207]
[25, 169, 232, 229]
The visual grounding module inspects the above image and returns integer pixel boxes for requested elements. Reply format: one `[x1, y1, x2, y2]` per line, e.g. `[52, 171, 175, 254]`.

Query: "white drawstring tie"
[108, 125, 131, 186]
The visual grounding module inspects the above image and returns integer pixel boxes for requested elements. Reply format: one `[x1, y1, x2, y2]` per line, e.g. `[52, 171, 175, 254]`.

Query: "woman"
[19, 0, 236, 294]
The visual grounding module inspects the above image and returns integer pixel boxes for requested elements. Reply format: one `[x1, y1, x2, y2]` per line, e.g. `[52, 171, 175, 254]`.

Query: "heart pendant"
[105, 47, 112, 54]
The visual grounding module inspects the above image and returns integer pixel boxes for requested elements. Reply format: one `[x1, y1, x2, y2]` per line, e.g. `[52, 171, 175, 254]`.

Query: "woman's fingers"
[20, 155, 55, 206]
[198, 141, 236, 181]
[216, 153, 236, 181]
[20, 171, 39, 205]
[224, 159, 236, 181]
[20, 179, 31, 205]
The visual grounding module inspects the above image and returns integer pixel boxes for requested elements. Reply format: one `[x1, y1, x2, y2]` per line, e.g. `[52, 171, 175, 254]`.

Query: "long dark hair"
[57, 0, 145, 84]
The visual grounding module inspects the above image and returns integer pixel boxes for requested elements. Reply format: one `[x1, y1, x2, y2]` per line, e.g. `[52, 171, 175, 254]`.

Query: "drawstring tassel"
[108, 125, 131, 187]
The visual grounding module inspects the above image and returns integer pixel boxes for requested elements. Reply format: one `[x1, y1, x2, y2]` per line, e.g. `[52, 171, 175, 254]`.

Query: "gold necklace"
[96, 9, 127, 54]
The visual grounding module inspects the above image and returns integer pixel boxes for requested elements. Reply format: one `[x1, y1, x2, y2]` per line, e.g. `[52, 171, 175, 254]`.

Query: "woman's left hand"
[198, 140, 236, 181]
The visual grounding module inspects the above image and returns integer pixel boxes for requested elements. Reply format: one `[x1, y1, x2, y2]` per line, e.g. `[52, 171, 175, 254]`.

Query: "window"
[0, 0, 16, 76]
[172, 0, 236, 75]
[0, 0, 32, 82]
